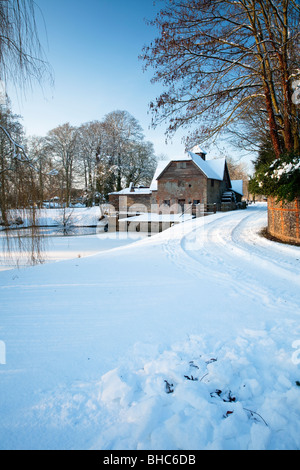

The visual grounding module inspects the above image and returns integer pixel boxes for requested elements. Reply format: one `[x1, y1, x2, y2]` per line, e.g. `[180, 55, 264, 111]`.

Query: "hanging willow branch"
[0, 0, 53, 90]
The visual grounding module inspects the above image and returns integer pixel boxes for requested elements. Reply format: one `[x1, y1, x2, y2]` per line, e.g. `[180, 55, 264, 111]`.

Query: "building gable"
[156, 159, 206, 182]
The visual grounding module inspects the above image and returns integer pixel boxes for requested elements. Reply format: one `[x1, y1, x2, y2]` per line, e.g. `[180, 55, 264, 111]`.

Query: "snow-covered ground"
[0, 203, 299, 450]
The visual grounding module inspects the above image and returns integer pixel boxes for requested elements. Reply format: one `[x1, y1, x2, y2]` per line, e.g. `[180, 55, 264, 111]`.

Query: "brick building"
[109, 147, 244, 215]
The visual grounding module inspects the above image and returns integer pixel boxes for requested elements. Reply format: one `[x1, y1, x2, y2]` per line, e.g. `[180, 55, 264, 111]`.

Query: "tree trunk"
[264, 84, 282, 159]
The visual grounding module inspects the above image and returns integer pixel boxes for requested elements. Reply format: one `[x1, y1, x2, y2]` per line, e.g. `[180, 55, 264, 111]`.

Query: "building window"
[177, 162, 186, 169]
[178, 199, 185, 213]
[211, 179, 215, 187]
[164, 200, 170, 206]
[193, 200, 200, 205]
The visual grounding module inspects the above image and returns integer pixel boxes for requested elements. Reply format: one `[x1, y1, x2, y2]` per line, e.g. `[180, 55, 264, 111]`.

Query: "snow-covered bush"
[249, 154, 300, 202]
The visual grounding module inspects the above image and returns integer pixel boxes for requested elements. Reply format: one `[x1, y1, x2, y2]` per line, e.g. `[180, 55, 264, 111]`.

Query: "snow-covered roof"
[150, 160, 170, 191]
[231, 180, 244, 196]
[189, 152, 226, 180]
[109, 187, 152, 195]
[154, 152, 227, 182]
[111, 151, 229, 196]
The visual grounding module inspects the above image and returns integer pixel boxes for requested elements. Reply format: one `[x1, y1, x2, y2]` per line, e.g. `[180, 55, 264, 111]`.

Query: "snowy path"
[163, 205, 300, 314]
[0, 203, 299, 450]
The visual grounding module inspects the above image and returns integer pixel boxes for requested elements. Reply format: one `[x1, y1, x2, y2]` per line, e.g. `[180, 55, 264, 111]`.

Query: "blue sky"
[7, 0, 254, 165]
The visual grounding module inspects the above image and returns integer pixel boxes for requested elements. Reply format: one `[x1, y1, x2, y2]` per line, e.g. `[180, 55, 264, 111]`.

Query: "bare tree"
[0, 103, 48, 266]
[77, 120, 108, 205]
[46, 124, 79, 206]
[102, 110, 144, 191]
[0, 1, 54, 267]
[0, 0, 52, 92]
[0, 103, 24, 224]
[122, 140, 157, 187]
[26, 135, 55, 207]
[142, 0, 300, 159]
[25, 111, 158, 207]
[0, 0, 52, 219]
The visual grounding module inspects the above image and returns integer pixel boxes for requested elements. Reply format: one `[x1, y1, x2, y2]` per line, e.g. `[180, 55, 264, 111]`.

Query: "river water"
[0, 226, 147, 271]
[0, 226, 99, 238]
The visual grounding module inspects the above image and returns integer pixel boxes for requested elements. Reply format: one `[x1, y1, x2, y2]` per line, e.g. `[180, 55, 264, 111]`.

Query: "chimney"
[191, 145, 207, 160]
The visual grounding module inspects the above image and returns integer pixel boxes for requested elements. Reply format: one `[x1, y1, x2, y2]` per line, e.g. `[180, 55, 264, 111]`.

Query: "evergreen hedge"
[249, 154, 300, 202]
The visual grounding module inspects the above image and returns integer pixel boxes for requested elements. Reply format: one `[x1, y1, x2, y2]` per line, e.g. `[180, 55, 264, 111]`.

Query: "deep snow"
[0, 203, 299, 450]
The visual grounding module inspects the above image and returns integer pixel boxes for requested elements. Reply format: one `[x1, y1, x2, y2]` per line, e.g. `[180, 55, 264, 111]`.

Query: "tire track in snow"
[162, 206, 300, 314]
[0, 278, 184, 290]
